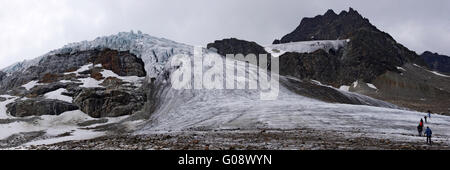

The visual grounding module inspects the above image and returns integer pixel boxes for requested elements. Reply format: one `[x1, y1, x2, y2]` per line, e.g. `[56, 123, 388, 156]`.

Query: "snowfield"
[265, 40, 349, 57]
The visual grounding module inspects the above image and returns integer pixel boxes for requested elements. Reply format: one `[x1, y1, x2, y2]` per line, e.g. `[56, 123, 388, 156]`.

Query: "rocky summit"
[420, 51, 450, 73]
[274, 8, 427, 86]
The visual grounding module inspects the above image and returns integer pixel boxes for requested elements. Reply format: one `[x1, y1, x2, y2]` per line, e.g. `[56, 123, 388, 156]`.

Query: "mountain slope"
[269, 8, 449, 114]
[273, 8, 427, 86]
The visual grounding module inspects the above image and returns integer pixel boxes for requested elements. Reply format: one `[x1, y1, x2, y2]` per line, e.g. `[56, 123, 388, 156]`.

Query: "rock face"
[73, 88, 146, 118]
[421, 51, 450, 73]
[275, 8, 375, 43]
[275, 8, 427, 86]
[207, 38, 271, 67]
[207, 38, 269, 57]
[90, 49, 146, 77]
[6, 99, 79, 117]
[280, 50, 342, 86]
[0, 71, 5, 82]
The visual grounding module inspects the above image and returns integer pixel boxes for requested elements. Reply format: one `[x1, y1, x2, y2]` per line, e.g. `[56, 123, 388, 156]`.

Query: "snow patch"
[265, 40, 349, 57]
[352, 81, 359, 88]
[0, 95, 18, 118]
[21, 80, 43, 91]
[413, 64, 450, 78]
[59, 80, 72, 83]
[79, 77, 103, 88]
[100, 69, 144, 86]
[339, 86, 350, 91]
[396, 66, 406, 72]
[43, 88, 73, 103]
[64, 64, 92, 76]
[367, 83, 378, 90]
[430, 71, 450, 78]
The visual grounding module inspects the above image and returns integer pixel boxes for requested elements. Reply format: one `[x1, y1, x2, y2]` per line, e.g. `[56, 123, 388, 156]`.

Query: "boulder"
[6, 99, 79, 117]
[74, 88, 145, 118]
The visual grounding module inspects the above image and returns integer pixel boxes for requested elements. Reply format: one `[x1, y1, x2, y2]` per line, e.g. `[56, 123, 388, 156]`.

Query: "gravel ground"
[22, 128, 450, 150]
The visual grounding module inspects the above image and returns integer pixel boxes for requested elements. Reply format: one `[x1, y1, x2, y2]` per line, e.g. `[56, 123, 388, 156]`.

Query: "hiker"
[417, 124, 423, 136]
[428, 110, 432, 119]
[424, 116, 428, 123]
[417, 119, 424, 136]
[425, 127, 432, 145]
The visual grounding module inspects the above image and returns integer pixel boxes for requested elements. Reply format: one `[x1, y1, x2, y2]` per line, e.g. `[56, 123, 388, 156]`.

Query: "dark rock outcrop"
[207, 38, 269, 57]
[421, 51, 450, 73]
[280, 50, 341, 86]
[207, 38, 271, 67]
[276, 8, 375, 43]
[6, 99, 79, 117]
[73, 88, 146, 118]
[0, 71, 5, 82]
[90, 49, 146, 77]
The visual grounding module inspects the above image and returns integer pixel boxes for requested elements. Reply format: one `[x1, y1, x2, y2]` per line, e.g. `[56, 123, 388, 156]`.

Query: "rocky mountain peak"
[420, 51, 450, 73]
[274, 7, 373, 43]
[274, 7, 428, 87]
[422, 51, 436, 55]
[324, 9, 338, 17]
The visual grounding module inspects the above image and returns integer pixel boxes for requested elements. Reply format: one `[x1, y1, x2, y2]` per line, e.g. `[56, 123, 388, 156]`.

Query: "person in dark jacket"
[428, 110, 432, 119]
[418, 119, 424, 136]
[424, 116, 427, 123]
[417, 125, 423, 136]
[425, 127, 432, 145]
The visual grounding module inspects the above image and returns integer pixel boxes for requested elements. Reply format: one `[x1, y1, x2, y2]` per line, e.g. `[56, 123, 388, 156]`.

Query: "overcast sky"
[1, 0, 449, 69]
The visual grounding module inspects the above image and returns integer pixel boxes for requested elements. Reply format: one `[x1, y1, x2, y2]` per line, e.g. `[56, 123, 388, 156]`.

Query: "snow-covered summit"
[2, 31, 193, 78]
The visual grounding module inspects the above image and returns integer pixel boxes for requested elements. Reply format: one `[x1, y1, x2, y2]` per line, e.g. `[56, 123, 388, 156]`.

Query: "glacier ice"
[2, 31, 193, 78]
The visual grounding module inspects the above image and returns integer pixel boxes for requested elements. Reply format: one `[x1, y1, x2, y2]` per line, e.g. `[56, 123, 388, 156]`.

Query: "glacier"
[2, 31, 193, 78]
